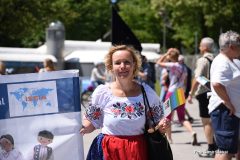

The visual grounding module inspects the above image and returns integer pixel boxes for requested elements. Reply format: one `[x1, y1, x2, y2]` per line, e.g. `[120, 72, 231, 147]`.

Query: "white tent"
[0, 41, 160, 75]
[63, 41, 160, 63]
[0, 53, 57, 62]
[0, 41, 160, 63]
[64, 50, 160, 63]
[64, 50, 107, 63]
[63, 44, 160, 77]
[0, 47, 57, 62]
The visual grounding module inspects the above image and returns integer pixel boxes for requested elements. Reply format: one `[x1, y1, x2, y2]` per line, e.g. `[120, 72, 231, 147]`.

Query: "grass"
[155, 80, 161, 96]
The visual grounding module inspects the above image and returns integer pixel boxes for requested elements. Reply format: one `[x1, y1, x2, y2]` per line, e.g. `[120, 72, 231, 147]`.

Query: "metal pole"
[194, 32, 198, 55]
[163, 24, 166, 53]
[110, 0, 117, 43]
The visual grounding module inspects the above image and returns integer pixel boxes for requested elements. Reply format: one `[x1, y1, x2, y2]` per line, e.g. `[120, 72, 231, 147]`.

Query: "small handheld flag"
[163, 88, 186, 117]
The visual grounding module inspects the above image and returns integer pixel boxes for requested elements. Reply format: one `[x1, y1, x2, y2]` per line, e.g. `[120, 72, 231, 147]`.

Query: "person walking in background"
[187, 37, 217, 157]
[80, 45, 170, 160]
[159, 68, 169, 102]
[90, 61, 106, 88]
[178, 55, 194, 123]
[138, 55, 155, 90]
[156, 48, 198, 145]
[155, 55, 170, 102]
[208, 30, 240, 160]
[39, 58, 55, 72]
[0, 61, 6, 75]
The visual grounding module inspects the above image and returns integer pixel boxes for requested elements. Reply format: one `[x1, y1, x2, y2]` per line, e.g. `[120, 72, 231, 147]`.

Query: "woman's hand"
[157, 118, 170, 133]
[80, 119, 95, 135]
[187, 95, 193, 104]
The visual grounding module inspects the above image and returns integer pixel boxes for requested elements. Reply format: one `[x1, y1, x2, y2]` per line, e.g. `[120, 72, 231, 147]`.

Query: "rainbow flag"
[163, 88, 186, 117]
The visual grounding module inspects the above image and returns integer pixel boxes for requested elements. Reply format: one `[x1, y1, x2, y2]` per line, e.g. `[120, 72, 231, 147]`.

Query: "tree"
[0, 0, 81, 47]
[151, 0, 240, 54]
[1, 0, 240, 51]
[118, 0, 162, 43]
[0, 0, 113, 47]
[66, 0, 111, 41]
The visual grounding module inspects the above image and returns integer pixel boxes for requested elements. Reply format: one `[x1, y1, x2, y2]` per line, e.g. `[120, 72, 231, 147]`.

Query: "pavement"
[169, 99, 214, 160]
[81, 99, 236, 160]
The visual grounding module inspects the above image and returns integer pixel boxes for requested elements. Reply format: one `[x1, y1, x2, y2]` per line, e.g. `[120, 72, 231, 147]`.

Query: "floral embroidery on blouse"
[111, 102, 144, 119]
[146, 104, 163, 122]
[85, 103, 102, 120]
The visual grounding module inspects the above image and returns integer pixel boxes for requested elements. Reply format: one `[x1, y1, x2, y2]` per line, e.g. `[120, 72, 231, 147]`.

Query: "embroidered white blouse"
[84, 83, 164, 136]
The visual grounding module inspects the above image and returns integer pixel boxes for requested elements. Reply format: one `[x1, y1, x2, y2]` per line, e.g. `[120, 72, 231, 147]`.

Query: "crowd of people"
[1, 30, 240, 160]
[79, 30, 240, 160]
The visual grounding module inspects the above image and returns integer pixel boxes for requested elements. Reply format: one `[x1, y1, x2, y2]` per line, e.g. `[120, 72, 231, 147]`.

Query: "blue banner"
[0, 70, 84, 160]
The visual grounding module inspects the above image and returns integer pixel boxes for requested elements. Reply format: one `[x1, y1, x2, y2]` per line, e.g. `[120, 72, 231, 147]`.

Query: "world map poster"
[8, 81, 58, 117]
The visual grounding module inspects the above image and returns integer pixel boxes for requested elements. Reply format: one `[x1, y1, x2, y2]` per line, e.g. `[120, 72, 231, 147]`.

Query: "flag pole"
[110, 0, 117, 44]
[110, 0, 142, 53]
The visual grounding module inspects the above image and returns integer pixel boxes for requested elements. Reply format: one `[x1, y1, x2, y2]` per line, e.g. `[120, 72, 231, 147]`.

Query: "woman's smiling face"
[112, 50, 135, 80]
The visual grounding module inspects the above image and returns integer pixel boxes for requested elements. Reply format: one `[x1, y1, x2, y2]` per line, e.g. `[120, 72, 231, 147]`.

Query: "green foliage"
[66, 0, 111, 41]
[0, 0, 110, 47]
[151, 0, 240, 54]
[118, 0, 161, 43]
[0, 0, 78, 47]
[1, 0, 240, 52]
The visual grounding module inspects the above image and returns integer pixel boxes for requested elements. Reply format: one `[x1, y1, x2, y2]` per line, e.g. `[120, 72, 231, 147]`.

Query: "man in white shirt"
[208, 30, 240, 160]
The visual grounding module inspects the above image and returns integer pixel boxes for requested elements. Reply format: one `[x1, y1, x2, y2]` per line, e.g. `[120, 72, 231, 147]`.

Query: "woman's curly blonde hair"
[104, 45, 142, 77]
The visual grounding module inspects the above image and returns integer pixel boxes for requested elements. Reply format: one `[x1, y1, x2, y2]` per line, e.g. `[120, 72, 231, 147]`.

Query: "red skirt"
[102, 134, 148, 160]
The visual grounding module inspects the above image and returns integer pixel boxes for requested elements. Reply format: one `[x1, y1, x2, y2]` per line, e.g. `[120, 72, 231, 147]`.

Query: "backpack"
[204, 57, 213, 79]
[202, 57, 213, 91]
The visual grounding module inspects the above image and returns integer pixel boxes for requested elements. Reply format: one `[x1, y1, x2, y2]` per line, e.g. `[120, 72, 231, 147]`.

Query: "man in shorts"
[188, 37, 217, 157]
[208, 30, 240, 160]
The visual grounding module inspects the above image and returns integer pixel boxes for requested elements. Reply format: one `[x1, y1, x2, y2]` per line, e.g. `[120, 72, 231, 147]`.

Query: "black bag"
[141, 85, 173, 160]
[145, 131, 173, 160]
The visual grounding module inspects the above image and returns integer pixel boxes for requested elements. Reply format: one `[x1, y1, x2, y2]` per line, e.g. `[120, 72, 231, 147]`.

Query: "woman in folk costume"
[80, 45, 170, 160]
